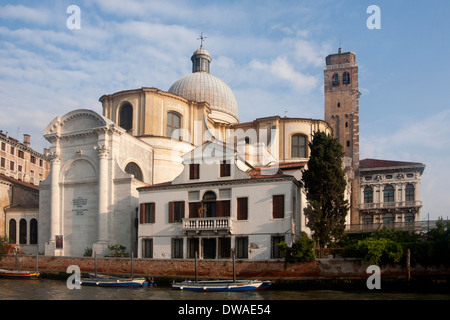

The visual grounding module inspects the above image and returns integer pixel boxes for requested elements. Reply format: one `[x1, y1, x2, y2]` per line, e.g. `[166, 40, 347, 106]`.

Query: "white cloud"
[250, 56, 318, 92]
[0, 4, 52, 24]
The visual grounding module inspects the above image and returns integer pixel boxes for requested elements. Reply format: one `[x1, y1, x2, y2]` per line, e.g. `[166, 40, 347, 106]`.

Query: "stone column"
[93, 144, 110, 256]
[45, 151, 61, 256]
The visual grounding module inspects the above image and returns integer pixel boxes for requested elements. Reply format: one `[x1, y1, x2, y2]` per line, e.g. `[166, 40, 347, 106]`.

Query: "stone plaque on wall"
[72, 197, 88, 216]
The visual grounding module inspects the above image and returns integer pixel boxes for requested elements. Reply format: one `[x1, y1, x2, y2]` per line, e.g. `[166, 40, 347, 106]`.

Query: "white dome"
[168, 72, 238, 121]
[168, 46, 239, 123]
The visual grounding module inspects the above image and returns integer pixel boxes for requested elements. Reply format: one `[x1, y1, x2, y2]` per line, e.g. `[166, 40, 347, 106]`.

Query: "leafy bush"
[278, 232, 315, 262]
[354, 237, 403, 265]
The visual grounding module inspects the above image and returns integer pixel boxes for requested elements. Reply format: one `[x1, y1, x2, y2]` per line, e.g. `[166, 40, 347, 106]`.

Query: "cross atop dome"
[191, 35, 212, 73]
[197, 32, 207, 47]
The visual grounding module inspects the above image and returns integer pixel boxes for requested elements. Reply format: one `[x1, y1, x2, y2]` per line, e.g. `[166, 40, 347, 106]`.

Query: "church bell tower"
[324, 48, 360, 225]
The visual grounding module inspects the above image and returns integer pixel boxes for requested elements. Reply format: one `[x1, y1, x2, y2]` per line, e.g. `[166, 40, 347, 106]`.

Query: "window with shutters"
[189, 163, 199, 180]
[236, 237, 248, 259]
[272, 236, 285, 258]
[187, 238, 199, 259]
[142, 238, 153, 258]
[291, 134, 307, 158]
[167, 112, 181, 138]
[171, 238, 183, 258]
[237, 197, 248, 220]
[220, 160, 231, 177]
[169, 201, 185, 223]
[272, 195, 284, 219]
[140, 203, 155, 224]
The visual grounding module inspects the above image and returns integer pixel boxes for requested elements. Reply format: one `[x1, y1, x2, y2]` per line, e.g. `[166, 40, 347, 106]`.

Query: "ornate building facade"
[39, 45, 331, 257]
[37, 44, 424, 258]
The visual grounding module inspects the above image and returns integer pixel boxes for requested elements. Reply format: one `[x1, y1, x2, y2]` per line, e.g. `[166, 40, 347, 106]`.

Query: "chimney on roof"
[23, 134, 30, 148]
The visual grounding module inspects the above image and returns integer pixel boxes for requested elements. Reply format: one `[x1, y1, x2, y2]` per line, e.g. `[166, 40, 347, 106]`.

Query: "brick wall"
[1, 255, 448, 279]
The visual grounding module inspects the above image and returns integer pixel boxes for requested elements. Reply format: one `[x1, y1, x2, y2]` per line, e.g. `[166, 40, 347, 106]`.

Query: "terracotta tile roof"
[360, 158, 425, 169]
[277, 161, 307, 169]
[0, 173, 39, 191]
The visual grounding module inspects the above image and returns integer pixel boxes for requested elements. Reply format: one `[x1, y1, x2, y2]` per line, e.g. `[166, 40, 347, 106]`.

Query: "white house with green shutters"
[137, 142, 309, 261]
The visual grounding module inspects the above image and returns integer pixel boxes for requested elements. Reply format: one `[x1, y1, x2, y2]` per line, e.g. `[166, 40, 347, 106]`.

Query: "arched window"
[19, 219, 27, 244]
[30, 219, 38, 244]
[291, 134, 307, 158]
[119, 103, 133, 131]
[167, 112, 181, 138]
[405, 184, 415, 202]
[9, 219, 16, 244]
[125, 162, 143, 181]
[364, 187, 373, 203]
[202, 191, 217, 218]
[332, 73, 339, 86]
[383, 185, 395, 203]
[342, 71, 351, 85]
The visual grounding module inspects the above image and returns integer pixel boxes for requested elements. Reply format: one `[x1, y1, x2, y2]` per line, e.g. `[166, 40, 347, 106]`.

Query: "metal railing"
[345, 220, 441, 234]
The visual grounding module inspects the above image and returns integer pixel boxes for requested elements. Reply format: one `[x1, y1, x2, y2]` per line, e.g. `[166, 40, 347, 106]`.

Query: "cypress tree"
[301, 131, 349, 247]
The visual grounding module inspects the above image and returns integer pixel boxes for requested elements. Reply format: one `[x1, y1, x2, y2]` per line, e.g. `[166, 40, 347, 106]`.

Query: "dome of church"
[168, 45, 238, 123]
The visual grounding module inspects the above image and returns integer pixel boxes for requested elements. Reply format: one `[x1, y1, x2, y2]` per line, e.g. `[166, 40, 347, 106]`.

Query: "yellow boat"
[0, 268, 40, 278]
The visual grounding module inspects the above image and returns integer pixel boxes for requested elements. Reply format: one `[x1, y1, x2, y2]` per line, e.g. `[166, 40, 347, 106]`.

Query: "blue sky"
[0, 0, 449, 220]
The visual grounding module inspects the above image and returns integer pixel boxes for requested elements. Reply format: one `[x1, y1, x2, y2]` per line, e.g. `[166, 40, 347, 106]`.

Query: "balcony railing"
[182, 217, 232, 233]
[360, 200, 422, 210]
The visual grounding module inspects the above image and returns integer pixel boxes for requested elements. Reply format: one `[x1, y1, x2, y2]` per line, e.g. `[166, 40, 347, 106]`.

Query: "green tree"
[301, 131, 349, 247]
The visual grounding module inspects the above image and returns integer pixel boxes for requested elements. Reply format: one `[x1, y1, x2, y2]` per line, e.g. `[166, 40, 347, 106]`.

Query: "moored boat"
[80, 276, 152, 287]
[0, 268, 40, 278]
[171, 279, 271, 292]
[171, 252, 271, 292]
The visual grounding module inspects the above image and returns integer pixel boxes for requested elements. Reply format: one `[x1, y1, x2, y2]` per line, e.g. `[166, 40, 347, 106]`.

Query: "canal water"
[0, 278, 448, 300]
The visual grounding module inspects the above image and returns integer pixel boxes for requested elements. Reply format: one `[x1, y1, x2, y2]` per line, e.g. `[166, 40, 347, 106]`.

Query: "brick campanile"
[324, 48, 360, 225]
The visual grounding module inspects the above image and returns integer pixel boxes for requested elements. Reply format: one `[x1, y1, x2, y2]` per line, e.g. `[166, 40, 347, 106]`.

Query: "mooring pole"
[35, 250, 39, 273]
[94, 251, 97, 278]
[14, 248, 18, 270]
[406, 248, 411, 283]
[232, 250, 236, 283]
[195, 251, 198, 283]
[131, 252, 134, 279]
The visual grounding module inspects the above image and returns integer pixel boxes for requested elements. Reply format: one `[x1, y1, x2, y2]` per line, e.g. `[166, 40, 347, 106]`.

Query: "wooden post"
[35, 251, 39, 273]
[131, 252, 134, 278]
[406, 248, 411, 282]
[195, 251, 198, 283]
[232, 250, 236, 283]
[94, 252, 97, 278]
